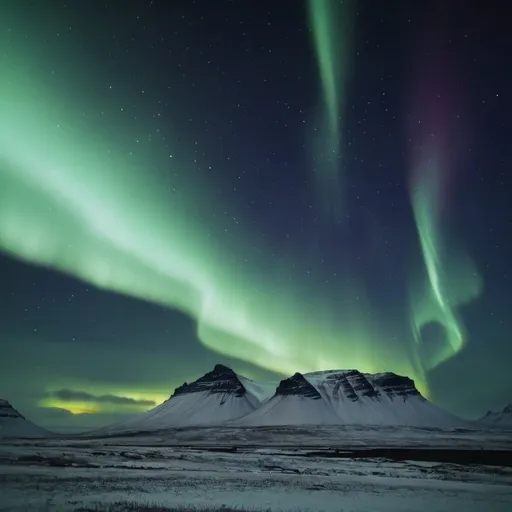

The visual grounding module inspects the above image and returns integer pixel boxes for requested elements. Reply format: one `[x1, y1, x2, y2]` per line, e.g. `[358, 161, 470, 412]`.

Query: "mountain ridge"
[235, 368, 458, 427]
[102, 365, 463, 432]
[172, 364, 248, 399]
[480, 404, 512, 428]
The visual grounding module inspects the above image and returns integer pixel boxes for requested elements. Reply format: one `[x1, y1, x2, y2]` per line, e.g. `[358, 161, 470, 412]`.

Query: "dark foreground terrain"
[1, 426, 511, 511]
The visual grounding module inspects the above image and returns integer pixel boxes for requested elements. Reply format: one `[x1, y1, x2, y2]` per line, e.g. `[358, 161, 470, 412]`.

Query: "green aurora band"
[1, 21, 484, 405]
[307, 0, 354, 218]
[409, 146, 483, 374]
[0, 45, 420, 393]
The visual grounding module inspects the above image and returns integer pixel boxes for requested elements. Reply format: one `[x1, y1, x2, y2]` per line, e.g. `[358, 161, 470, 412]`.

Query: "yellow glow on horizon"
[39, 389, 170, 415]
[39, 398, 100, 415]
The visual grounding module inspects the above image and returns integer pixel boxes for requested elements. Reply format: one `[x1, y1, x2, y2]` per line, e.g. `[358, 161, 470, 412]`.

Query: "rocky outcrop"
[0, 399, 25, 419]
[275, 373, 322, 399]
[372, 373, 422, 399]
[305, 370, 421, 402]
[172, 364, 247, 398]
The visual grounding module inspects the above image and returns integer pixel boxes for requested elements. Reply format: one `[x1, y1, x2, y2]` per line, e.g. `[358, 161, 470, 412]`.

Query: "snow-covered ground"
[79, 424, 512, 450]
[1, 428, 511, 511]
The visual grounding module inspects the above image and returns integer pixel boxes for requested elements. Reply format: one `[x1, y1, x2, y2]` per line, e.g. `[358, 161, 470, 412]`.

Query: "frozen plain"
[1, 426, 512, 512]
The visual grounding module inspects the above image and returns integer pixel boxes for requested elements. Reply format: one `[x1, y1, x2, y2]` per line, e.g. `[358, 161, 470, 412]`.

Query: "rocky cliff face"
[172, 364, 247, 398]
[304, 369, 422, 402]
[275, 373, 322, 399]
[371, 372, 422, 399]
[320, 370, 381, 401]
[271, 369, 423, 403]
[0, 399, 25, 420]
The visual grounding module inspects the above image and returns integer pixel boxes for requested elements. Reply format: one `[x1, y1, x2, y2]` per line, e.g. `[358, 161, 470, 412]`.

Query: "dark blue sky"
[0, 0, 510, 429]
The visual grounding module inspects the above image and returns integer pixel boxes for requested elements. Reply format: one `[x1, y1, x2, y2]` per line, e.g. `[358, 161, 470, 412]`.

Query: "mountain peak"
[0, 399, 51, 438]
[172, 364, 247, 398]
[213, 363, 233, 374]
[275, 372, 322, 399]
[0, 399, 25, 420]
[480, 403, 512, 428]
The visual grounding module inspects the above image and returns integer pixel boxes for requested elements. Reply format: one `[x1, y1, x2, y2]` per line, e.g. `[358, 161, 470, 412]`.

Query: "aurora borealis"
[307, 0, 354, 217]
[1, 1, 511, 430]
[407, 39, 483, 378]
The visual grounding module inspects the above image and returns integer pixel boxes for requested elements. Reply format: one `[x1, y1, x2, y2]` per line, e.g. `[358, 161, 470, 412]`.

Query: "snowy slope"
[238, 375, 278, 403]
[0, 399, 51, 438]
[237, 370, 462, 427]
[304, 370, 461, 427]
[104, 365, 261, 432]
[236, 373, 341, 426]
[480, 405, 512, 429]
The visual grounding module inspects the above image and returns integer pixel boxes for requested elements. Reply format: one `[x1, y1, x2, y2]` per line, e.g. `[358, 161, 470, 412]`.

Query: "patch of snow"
[237, 376, 277, 403]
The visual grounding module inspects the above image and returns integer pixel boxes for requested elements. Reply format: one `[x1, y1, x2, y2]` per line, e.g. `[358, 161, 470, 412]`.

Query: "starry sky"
[1, 0, 510, 431]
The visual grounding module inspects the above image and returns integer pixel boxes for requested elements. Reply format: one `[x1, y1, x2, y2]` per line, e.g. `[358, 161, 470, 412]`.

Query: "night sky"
[1, 0, 510, 431]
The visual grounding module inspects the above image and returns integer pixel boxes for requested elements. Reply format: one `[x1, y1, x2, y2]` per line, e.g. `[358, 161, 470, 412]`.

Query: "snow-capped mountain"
[101, 365, 464, 433]
[235, 369, 462, 427]
[104, 364, 262, 431]
[0, 399, 51, 438]
[235, 373, 342, 426]
[480, 404, 512, 428]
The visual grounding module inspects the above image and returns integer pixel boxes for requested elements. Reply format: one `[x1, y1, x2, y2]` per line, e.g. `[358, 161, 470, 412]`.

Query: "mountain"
[0, 399, 51, 438]
[235, 369, 461, 427]
[480, 404, 512, 428]
[104, 364, 261, 432]
[101, 366, 463, 433]
[235, 373, 342, 426]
